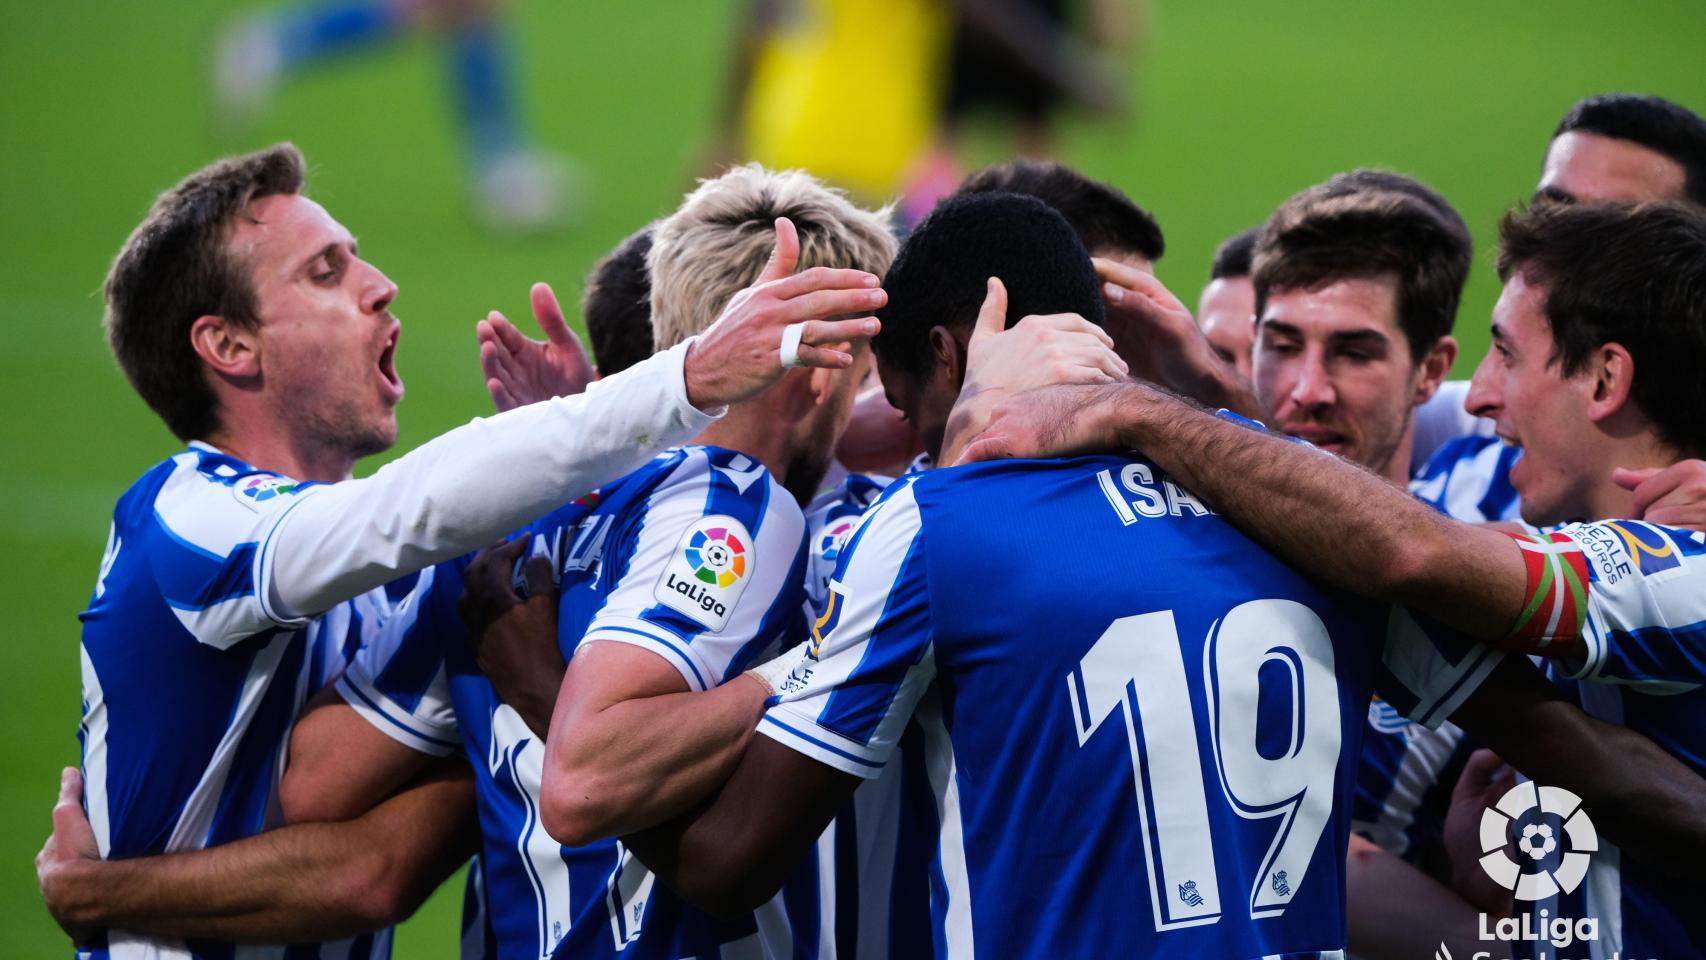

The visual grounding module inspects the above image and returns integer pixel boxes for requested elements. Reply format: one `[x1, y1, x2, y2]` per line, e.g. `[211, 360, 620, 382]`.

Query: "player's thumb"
[758, 217, 801, 284]
[1612, 466, 1660, 491]
[523, 554, 559, 601]
[972, 278, 1008, 340]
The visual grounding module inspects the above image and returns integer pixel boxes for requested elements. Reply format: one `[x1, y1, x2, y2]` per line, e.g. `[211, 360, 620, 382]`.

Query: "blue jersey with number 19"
[762, 455, 1496, 960]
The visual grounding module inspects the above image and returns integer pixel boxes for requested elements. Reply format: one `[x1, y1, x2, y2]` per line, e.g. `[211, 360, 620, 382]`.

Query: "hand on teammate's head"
[681, 218, 885, 411]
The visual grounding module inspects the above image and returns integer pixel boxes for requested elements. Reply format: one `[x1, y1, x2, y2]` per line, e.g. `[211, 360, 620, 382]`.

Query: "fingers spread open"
[781, 286, 888, 324]
[530, 282, 578, 347]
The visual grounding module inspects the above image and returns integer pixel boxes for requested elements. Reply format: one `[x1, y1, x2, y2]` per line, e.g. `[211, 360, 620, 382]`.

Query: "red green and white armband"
[1500, 530, 1590, 653]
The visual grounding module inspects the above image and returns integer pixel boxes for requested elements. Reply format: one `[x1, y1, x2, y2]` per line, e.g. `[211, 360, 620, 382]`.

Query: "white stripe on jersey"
[164, 632, 293, 852]
[918, 689, 975, 960]
[1351, 722, 1465, 856]
[79, 643, 113, 857]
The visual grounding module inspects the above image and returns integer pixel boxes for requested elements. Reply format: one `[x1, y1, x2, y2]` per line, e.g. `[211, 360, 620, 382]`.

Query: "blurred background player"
[215, 0, 573, 231]
[1196, 226, 1257, 381]
[1537, 93, 1706, 205]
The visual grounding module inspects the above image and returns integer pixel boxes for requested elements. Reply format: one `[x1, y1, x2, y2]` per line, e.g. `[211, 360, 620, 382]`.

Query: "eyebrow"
[1259, 319, 1391, 349]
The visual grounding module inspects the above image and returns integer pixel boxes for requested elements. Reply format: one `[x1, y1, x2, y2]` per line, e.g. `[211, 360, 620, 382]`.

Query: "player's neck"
[1372, 417, 1416, 487]
[692, 410, 790, 488]
[201, 414, 356, 484]
[1585, 432, 1680, 522]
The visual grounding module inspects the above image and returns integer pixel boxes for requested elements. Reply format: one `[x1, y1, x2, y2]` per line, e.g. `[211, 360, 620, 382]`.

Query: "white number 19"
[1066, 599, 1340, 932]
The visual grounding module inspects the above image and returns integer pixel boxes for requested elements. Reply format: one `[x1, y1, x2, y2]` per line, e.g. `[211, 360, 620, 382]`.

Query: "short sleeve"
[1552, 520, 1706, 687]
[1375, 605, 1505, 729]
[336, 562, 462, 756]
[579, 450, 808, 692]
[759, 479, 935, 779]
[149, 450, 322, 649]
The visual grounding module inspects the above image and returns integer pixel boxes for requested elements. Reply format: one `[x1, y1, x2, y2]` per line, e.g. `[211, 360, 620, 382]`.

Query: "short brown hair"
[1254, 170, 1471, 362]
[1497, 201, 1706, 456]
[583, 224, 655, 377]
[103, 144, 307, 441]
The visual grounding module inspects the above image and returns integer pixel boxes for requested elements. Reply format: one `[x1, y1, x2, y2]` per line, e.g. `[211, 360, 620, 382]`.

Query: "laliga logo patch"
[655, 515, 753, 631]
[233, 474, 299, 509]
[817, 518, 855, 563]
[1477, 781, 1597, 901]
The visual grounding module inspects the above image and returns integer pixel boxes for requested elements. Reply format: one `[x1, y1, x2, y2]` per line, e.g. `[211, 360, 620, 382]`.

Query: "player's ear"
[1412, 335, 1458, 406]
[928, 325, 966, 389]
[1584, 341, 1636, 424]
[805, 342, 852, 407]
[190, 314, 261, 380]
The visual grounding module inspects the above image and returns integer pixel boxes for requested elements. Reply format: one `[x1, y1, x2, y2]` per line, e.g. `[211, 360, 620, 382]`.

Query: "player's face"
[1197, 276, 1256, 380]
[1465, 274, 1595, 525]
[876, 346, 959, 465]
[1253, 276, 1419, 481]
[231, 194, 403, 461]
[787, 343, 875, 501]
[1536, 131, 1688, 205]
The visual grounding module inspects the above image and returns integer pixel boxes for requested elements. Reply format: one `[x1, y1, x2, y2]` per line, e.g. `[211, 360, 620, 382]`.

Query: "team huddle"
[34, 92, 1706, 960]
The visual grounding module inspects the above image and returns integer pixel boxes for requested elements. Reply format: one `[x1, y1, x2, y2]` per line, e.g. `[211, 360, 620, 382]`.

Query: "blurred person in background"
[1195, 226, 1258, 381]
[214, 0, 573, 231]
[1537, 93, 1706, 205]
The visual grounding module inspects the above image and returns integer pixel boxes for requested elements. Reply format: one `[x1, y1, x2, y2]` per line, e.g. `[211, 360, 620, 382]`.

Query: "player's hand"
[459, 538, 565, 737]
[1096, 258, 1260, 416]
[478, 282, 597, 412]
[952, 382, 1137, 466]
[36, 767, 101, 945]
[939, 277, 1128, 466]
[682, 217, 885, 410]
[1613, 460, 1706, 530]
[1442, 748, 1517, 918]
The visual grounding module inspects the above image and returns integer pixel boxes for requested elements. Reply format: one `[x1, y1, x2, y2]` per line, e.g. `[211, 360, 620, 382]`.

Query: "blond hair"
[649, 164, 897, 351]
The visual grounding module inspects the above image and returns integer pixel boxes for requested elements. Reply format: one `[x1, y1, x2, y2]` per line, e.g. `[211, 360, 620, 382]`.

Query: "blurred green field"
[3, 1, 1704, 955]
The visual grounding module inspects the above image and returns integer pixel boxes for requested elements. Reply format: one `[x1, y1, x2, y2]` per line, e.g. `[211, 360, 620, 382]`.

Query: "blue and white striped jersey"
[1523, 519, 1706, 959]
[762, 455, 1499, 960]
[801, 473, 935, 958]
[339, 446, 823, 959]
[1409, 435, 1524, 524]
[78, 443, 402, 960]
[1409, 381, 1496, 478]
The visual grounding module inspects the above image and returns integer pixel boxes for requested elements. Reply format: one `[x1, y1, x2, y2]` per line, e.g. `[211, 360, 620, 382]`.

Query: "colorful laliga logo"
[685, 526, 747, 588]
[818, 519, 855, 563]
[1603, 520, 1681, 576]
[236, 475, 298, 503]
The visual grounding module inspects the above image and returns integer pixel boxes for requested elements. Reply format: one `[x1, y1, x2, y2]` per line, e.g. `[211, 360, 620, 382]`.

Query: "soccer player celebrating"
[271, 165, 897, 959]
[38, 145, 882, 956]
[956, 199, 1706, 958]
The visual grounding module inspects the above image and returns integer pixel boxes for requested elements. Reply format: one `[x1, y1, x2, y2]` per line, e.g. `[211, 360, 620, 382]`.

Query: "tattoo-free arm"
[1449, 656, 1706, 881]
[538, 642, 772, 847]
[41, 762, 478, 942]
[1345, 834, 1485, 960]
[1096, 383, 1529, 643]
[625, 736, 860, 918]
[279, 687, 440, 823]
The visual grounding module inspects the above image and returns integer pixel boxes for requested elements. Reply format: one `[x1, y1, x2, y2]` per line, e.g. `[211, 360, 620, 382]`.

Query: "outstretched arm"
[263, 217, 886, 623]
[39, 762, 478, 944]
[957, 381, 1537, 649]
[624, 736, 860, 918]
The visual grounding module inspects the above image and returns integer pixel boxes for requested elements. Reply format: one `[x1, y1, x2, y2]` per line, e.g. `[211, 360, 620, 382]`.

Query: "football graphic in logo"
[685, 526, 746, 589]
[1478, 781, 1597, 901]
[818, 519, 855, 563]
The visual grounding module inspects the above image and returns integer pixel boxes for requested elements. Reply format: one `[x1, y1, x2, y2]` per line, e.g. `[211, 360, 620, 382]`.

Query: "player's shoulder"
[144, 443, 313, 557]
[1561, 518, 1706, 591]
[805, 471, 893, 525]
[642, 445, 802, 525]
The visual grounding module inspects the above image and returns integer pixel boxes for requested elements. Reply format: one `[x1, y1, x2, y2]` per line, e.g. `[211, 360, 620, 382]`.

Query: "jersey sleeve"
[148, 452, 322, 649]
[1374, 605, 1505, 729]
[759, 479, 934, 779]
[335, 561, 463, 756]
[262, 339, 721, 621]
[579, 450, 808, 692]
[1550, 520, 1706, 686]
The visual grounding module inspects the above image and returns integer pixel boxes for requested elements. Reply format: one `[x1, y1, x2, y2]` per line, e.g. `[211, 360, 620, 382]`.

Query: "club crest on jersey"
[655, 515, 754, 631]
[1178, 881, 1204, 908]
[233, 474, 299, 509]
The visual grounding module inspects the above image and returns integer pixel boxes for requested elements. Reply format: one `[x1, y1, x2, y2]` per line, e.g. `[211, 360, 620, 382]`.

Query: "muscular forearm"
[268, 341, 717, 620]
[484, 651, 566, 739]
[1103, 383, 1521, 640]
[544, 675, 769, 846]
[1346, 835, 1486, 960]
[50, 764, 477, 942]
